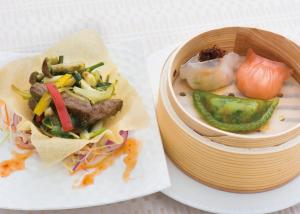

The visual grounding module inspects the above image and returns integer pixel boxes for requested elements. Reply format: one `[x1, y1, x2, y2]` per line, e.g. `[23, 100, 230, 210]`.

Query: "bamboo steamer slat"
[157, 27, 300, 192]
[166, 27, 300, 148]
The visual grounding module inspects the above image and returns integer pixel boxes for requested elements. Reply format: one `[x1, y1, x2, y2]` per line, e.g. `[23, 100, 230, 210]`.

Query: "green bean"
[58, 56, 64, 64]
[85, 62, 104, 72]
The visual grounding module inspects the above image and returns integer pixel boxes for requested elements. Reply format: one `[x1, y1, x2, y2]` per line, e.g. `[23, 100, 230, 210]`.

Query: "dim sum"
[180, 52, 242, 91]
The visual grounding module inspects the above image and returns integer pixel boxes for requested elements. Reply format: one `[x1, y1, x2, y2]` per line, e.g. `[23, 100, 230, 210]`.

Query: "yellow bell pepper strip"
[33, 74, 74, 116]
[33, 92, 52, 116]
[55, 74, 76, 88]
[46, 83, 73, 132]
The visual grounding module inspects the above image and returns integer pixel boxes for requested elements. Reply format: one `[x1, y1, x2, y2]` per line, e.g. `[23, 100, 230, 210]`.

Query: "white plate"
[146, 45, 300, 214]
[0, 38, 170, 210]
[163, 158, 300, 214]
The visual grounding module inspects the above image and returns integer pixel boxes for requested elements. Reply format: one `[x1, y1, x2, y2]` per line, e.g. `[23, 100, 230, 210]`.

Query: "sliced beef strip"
[61, 93, 92, 124]
[62, 93, 122, 125]
[87, 99, 123, 125]
[30, 83, 47, 101]
[28, 98, 38, 111]
[28, 83, 47, 111]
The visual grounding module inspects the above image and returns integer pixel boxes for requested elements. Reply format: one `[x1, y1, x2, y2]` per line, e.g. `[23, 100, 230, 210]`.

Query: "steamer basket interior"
[168, 27, 300, 148]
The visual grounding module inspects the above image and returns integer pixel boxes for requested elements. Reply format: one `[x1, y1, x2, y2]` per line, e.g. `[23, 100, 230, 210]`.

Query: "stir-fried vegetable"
[97, 82, 112, 91]
[55, 74, 76, 88]
[11, 85, 31, 100]
[91, 70, 101, 82]
[82, 71, 97, 87]
[33, 92, 52, 116]
[9, 55, 133, 183]
[14, 58, 121, 125]
[45, 57, 60, 65]
[105, 74, 110, 83]
[72, 71, 82, 85]
[85, 62, 104, 72]
[46, 83, 73, 132]
[73, 80, 114, 104]
[79, 120, 106, 139]
[80, 79, 93, 89]
[64, 89, 88, 101]
[91, 120, 104, 131]
[80, 127, 106, 140]
[40, 115, 76, 139]
[33, 86, 69, 116]
[44, 107, 54, 117]
[41, 115, 60, 130]
[58, 56, 64, 64]
[79, 130, 90, 139]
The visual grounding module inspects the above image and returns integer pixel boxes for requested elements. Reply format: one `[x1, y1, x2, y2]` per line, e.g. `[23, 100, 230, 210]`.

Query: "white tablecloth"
[0, 0, 300, 213]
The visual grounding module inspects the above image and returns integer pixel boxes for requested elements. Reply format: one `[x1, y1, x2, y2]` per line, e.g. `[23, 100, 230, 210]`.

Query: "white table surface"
[0, 0, 300, 213]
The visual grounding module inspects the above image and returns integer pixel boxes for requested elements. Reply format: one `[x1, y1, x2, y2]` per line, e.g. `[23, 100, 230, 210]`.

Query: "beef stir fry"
[14, 56, 123, 139]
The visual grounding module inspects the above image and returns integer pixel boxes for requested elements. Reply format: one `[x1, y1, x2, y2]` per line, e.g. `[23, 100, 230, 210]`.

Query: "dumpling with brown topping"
[180, 52, 242, 91]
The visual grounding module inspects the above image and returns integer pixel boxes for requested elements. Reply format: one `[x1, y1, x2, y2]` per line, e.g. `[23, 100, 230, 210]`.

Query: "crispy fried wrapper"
[0, 30, 149, 164]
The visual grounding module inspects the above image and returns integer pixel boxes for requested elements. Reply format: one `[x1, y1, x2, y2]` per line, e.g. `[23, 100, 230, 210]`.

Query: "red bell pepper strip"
[45, 83, 73, 132]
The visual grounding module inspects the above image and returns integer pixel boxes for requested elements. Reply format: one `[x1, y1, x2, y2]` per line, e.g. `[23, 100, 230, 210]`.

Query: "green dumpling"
[193, 90, 279, 132]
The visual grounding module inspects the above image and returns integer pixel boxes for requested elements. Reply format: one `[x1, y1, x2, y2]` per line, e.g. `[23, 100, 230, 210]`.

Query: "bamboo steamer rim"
[167, 27, 300, 143]
[160, 54, 300, 155]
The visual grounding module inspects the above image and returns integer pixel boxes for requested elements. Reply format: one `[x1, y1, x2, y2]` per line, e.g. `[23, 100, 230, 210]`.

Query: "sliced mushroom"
[42, 57, 60, 77]
[42, 59, 52, 77]
[29, 71, 44, 85]
[51, 63, 85, 75]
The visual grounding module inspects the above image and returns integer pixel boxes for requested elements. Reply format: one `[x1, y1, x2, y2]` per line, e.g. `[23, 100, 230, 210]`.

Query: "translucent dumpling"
[236, 49, 292, 99]
[180, 52, 242, 90]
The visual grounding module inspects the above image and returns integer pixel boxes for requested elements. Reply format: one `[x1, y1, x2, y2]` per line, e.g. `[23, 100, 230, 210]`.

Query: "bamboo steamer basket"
[157, 27, 300, 192]
[166, 27, 300, 148]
